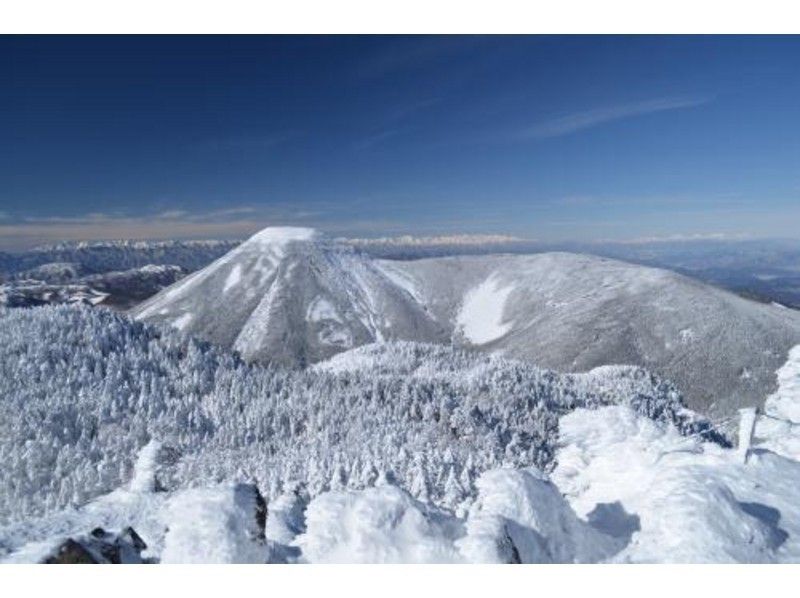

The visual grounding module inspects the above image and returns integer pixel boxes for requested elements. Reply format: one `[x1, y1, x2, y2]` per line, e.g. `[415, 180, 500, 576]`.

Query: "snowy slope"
[132, 228, 446, 366]
[134, 227, 800, 416]
[381, 253, 800, 416]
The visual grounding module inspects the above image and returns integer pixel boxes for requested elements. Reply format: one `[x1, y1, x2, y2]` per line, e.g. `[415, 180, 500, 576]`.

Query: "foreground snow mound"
[161, 484, 267, 564]
[0, 487, 169, 563]
[554, 406, 800, 563]
[297, 470, 620, 564]
[618, 468, 781, 563]
[265, 486, 309, 547]
[457, 468, 620, 563]
[297, 484, 464, 563]
[4, 402, 800, 563]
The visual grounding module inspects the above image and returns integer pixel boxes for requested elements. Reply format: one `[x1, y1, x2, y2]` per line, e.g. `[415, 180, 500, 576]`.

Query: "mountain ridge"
[134, 227, 800, 416]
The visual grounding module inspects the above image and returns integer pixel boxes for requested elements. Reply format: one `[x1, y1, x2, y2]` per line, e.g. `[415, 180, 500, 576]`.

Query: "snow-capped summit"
[246, 226, 321, 245]
[132, 226, 446, 365]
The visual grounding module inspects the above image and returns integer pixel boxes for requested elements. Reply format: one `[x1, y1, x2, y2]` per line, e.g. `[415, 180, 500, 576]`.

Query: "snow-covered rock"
[457, 468, 620, 563]
[161, 484, 267, 564]
[296, 484, 464, 563]
[553, 405, 800, 563]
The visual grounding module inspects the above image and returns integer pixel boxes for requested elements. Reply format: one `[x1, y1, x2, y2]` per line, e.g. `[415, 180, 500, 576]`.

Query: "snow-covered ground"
[3, 343, 799, 563]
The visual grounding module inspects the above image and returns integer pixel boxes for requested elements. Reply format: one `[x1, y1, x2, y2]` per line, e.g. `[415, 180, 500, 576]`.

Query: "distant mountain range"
[0, 240, 237, 309]
[4, 235, 800, 309]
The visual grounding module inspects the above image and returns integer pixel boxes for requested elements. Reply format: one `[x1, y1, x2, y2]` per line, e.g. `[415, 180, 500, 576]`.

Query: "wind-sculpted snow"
[134, 227, 800, 418]
[0, 306, 705, 528]
[553, 405, 800, 563]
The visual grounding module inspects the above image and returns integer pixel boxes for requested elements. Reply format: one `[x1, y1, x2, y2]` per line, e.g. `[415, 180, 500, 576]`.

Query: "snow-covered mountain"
[382, 253, 800, 416]
[0, 239, 237, 310]
[0, 239, 238, 280]
[135, 227, 800, 417]
[0, 264, 185, 309]
[132, 227, 447, 366]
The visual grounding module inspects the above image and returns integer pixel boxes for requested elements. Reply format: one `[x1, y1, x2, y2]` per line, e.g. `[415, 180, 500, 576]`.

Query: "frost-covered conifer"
[0, 306, 717, 525]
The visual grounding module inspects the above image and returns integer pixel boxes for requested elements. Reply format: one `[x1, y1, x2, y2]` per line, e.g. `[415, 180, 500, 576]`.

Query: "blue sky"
[1, 35, 799, 248]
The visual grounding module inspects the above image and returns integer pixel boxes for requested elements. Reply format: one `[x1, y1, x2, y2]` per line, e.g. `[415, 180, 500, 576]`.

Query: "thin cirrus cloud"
[520, 95, 714, 140]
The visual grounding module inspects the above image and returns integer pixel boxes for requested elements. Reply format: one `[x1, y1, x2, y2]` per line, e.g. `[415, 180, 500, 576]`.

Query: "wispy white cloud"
[521, 95, 714, 139]
[354, 129, 401, 150]
[354, 97, 442, 150]
[155, 206, 259, 221]
[192, 132, 300, 152]
[353, 37, 488, 79]
[157, 210, 189, 219]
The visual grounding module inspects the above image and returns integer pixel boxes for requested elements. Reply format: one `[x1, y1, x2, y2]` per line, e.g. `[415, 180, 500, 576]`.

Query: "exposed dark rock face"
[44, 539, 100, 564]
[233, 483, 268, 542]
[42, 527, 148, 564]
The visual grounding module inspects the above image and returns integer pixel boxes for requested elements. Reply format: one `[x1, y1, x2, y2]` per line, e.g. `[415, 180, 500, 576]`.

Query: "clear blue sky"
[1, 35, 800, 248]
